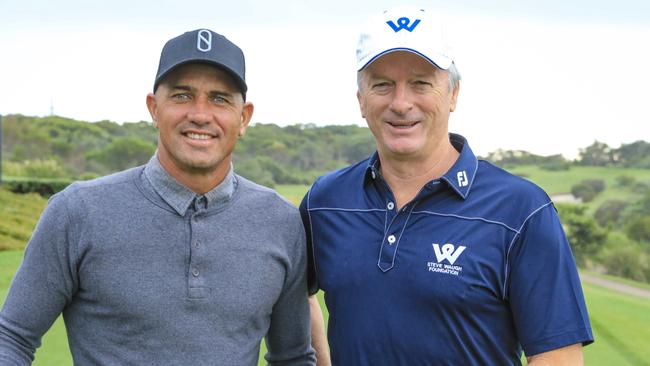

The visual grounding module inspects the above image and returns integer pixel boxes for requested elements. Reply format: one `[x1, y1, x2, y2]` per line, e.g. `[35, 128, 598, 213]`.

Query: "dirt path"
[580, 273, 650, 299]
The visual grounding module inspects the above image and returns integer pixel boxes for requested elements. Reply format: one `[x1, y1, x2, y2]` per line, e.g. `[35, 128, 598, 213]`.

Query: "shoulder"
[470, 160, 554, 229]
[52, 166, 143, 204]
[476, 160, 550, 204]
[307, 158, 370, 203]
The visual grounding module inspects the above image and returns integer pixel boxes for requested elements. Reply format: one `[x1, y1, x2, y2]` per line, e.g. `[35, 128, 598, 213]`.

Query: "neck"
[379, 141, 459, 209]
[157, 155, 230, 195]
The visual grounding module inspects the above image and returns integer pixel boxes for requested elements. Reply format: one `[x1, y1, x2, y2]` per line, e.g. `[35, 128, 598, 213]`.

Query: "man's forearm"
[309, 295, 331, 366]
[527, 343, 583, 366]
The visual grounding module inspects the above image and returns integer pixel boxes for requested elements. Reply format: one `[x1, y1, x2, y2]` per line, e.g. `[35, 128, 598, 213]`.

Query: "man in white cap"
[0, 29, 315, 365]
[303, 7, 593, 365]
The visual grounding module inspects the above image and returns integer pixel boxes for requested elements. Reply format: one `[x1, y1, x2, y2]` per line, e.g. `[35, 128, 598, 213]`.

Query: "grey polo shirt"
[0, 156, 315, 365]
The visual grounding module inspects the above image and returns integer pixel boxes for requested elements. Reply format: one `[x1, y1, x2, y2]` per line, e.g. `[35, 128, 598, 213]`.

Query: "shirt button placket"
[378, 200, 404, 272]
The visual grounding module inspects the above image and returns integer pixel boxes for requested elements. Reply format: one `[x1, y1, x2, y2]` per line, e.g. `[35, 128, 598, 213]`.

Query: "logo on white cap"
[197, 29, 212, 52]
[386, 17, 421, 32]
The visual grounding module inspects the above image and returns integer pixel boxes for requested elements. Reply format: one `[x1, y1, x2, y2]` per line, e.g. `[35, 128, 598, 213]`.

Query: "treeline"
[1, 114, 375, 186]
[485, 140, 650, 170]
[1, 114, 649, 187]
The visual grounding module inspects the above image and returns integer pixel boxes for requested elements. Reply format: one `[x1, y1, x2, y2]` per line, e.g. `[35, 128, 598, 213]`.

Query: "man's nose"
[187, 97, 212, 125]
[388, 84, 413, 115]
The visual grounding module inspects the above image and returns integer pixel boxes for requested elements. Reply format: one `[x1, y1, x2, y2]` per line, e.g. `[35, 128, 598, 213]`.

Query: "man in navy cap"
[0, 29, 315, 365]
[303, 7, 593, 365]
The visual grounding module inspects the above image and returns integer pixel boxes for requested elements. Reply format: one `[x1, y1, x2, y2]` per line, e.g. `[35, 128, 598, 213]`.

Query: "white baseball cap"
[356, 6, 453, 71]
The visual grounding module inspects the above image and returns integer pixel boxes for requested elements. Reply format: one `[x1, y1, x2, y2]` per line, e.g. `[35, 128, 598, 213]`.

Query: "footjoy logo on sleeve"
[427, 243, 466, 276]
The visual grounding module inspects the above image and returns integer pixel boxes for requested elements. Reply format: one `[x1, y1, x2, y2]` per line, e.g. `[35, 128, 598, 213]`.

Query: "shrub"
[556, 204, 607, 266]
[594, 200, 628, 227]
[616, 175, 636, 188]
[235, 158, 275, 188]
[598, 232, 648, 282]
[570, 179, 606, 203]
[4, 178, 72, 197]
[23, 159, 68, 178]
[626, 216, 650, 244]
[3, 159, 68, 179]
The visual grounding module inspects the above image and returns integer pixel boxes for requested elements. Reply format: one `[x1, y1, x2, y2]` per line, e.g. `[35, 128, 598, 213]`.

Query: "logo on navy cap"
[197, 29, 212, 52]
[386, 17, 421, 32]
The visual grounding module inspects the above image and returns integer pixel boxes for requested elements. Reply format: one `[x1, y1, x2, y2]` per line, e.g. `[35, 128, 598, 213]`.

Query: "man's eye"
[371, 82, 392, 92]
[211, 95, 228, 103]
[172, 93, 191, 101]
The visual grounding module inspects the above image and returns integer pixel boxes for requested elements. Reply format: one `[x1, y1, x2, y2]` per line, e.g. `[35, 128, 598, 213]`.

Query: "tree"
[577, 141, 612, 166]
[86, 137, 156, 172]
[556, 204, 607, 266]
[613, 140, 650, 168]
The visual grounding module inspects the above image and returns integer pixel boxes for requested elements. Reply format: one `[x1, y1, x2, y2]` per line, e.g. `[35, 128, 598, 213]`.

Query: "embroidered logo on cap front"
[457, 171, 468, 187]
[197, 29, 212, 52]
[386, 17, 421, 32]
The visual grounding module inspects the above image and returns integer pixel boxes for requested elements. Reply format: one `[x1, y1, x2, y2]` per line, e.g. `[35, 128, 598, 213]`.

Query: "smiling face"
[146, 63, 253, 190]
[357, 51, 459, 162]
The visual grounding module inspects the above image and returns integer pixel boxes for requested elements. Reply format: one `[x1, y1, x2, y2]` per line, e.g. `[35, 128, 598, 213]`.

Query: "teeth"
[389, 121, 417, 128]
[187, 133, 212, 140]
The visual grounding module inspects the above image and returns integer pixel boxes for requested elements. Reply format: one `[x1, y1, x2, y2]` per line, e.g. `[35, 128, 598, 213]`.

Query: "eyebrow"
[169, 85, 235, 98]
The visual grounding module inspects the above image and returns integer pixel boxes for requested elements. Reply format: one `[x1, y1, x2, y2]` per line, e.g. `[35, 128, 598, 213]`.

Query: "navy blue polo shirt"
[300, 134, 593, 365]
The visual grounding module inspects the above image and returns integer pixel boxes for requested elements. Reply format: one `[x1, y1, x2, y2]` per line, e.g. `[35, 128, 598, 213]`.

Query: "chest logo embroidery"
[427, 243, 466, 276]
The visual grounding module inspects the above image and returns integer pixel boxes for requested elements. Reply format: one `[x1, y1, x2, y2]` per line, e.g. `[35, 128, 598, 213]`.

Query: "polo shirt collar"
[363, 133, 478, 200]
[440, 133, 478, 199]
[143, 155, 236, 216]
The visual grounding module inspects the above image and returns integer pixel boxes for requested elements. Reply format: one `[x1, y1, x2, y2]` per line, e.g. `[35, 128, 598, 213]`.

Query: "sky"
[1, 0, 649, 159]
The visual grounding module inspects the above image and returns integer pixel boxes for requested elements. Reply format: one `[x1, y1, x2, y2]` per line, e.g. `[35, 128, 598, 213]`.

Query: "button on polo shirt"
[144, 156, 236, 300]
[300, 133, 593, 365]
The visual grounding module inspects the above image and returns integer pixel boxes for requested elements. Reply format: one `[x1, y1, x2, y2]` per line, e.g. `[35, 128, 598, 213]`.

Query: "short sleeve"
[507, 203, 594, 356]
[299, 191, 319, 296]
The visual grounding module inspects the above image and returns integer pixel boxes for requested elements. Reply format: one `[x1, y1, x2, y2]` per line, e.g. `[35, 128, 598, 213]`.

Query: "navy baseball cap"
[153, 29, 247, 95]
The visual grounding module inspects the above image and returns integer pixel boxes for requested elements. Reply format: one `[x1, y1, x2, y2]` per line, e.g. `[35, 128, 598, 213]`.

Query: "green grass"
[507, 166, 650, 196]
[508, 166, 650, 216]
[275, 184, 310, 206]
[582, 282, 650, 364]
[0, 188, 47, 250]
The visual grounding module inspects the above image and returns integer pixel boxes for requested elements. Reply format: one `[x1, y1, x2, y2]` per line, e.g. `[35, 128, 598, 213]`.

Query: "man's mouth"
[184, 132, 216, 140]
[387, 121, 420, 129]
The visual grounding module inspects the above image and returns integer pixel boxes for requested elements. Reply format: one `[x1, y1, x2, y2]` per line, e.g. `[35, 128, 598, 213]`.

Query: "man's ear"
[146, 93, 158, 128]
[357, 90, 366, 118]
[449, 81, 460, 113]
[238, 101, 254, 137]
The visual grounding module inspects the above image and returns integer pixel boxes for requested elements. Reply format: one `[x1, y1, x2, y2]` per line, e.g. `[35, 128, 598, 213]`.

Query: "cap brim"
[357, 47, 452, 71]
[154, 59, 248, 94]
